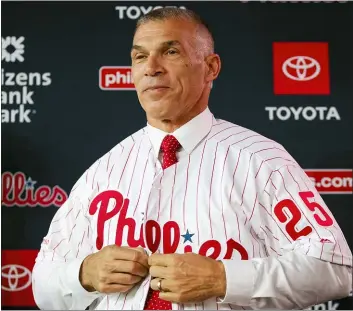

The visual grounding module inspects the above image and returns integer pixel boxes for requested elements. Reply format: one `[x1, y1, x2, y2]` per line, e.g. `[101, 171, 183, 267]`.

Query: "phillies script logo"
[1, 172, 68, 207]
[89, 190, 249, 260]
[99, 66, 135, 90]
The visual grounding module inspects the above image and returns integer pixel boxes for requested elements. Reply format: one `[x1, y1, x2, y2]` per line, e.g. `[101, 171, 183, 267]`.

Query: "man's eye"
[135, 54, 146, 60]
[166, 49, 178, 55]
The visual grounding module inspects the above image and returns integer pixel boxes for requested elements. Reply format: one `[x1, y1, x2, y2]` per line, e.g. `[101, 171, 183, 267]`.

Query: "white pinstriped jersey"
[34, 107, 352, 310]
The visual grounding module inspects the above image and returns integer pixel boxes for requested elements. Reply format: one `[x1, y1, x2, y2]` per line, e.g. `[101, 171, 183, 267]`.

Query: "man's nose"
[144, 55, 164, 77]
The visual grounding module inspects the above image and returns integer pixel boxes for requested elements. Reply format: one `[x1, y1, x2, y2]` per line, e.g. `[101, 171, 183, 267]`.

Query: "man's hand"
[79, 245, 149, 294]
[149, 253, 226, 303]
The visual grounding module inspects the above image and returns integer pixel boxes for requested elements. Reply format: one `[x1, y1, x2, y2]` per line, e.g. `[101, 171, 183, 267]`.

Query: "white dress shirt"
[32, 107, 352, 310]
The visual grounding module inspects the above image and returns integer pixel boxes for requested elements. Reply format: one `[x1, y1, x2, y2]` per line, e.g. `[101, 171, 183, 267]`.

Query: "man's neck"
[147, 104, 208, 133]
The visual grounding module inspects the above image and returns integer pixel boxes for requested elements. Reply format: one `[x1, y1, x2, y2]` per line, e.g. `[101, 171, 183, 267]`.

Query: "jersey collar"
[146, 107, 214, 158]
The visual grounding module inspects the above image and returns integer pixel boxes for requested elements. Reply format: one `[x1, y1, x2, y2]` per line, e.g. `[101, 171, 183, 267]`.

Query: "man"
[32, 7, 352, 310]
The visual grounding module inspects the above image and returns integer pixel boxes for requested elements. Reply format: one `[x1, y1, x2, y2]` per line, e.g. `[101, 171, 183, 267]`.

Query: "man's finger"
[110, 246, 149, 269]
[107, 272, 142, 285]
[149, 266, 169, 278]
[112, 259, 149, 277]
[148, 253, 178, 267]
[150, 278, 173, 293]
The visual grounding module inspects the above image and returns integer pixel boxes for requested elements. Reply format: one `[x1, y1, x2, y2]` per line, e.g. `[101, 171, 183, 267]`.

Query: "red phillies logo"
[89, 190, 249, 260]
[99, 66, 135, 90]
[1, 172, 68, 207]
[273, 42, 330, 95]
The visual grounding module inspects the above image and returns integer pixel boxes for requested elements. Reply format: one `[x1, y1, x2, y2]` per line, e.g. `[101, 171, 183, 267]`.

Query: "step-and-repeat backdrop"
[1, 1, 352, 310]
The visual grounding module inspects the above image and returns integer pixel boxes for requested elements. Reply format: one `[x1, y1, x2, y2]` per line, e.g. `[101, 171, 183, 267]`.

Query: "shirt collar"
[146, 107, 214, 158]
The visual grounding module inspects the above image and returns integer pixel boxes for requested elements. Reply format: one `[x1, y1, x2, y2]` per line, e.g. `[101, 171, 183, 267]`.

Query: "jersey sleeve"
[254, 162, 352, 266]
[32, 159, 104, 310]
[218, 145, 352, 309]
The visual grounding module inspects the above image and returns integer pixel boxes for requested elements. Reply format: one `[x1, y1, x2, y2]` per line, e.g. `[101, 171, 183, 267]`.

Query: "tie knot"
[160, 135, 181, 154]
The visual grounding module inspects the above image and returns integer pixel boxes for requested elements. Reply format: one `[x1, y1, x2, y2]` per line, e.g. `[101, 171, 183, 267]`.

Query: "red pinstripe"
[92, 159, 102, 190]
[255, 161, 264, 179]
[157, 172, 164, 222]
[248, 193, 258, 222]
[170, 165, 177, 220]
[220, 147, 230, 240]
[243, 139, 274, 150]
[196, 141, 207, 245]
[208, 125, 240, 140]
[211, 121, 227, 127]
[117, 143, 136, 189]
[250, 228, 263, 257]
[114, 293, 121, 306]
[229, 149, 242, 203]
[49, 230, 61, 236]
[240, 154, 254, 206]
[332, 225, 345, 265]
[133, 148, 152, 216]
[286, 166, 301, 190]
[65, 207, 73, 218]
[63, 250, 70, 262]
[68, 224, 77, 242]
[182, 155, 191, 230]
[208, 144, 219, 239]
[121, 293, 128, 309]
[52, 238, 66, 260]
[258, 202, 291, 243]
[265, 226, 279, 241]
[269, 246, 280, 256]
[75, 210, 81, 220]
[254, 147, 287, 155]
[127, 140, 143, 196]
[230, 134, 261, 146]
[107, 164, 115, 189]
[320, 242, 324, 260]
[106, 151, 112, 172]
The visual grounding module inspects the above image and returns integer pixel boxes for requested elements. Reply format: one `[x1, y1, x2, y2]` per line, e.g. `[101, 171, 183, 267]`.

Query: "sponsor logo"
[1, 265, 31, 292]
[273, 42, 330, 94]
[115, 6, 186, 20]
[265, 106, 340, 121]
[1, 36, 52, 124]
[1, 250, 38, 306]
[1, 171, 68, 207]
[2, 36, 25, 63]
[282, 56, 320, 81]
[99, 66, 135, 90]
[304, 169, 352, 194]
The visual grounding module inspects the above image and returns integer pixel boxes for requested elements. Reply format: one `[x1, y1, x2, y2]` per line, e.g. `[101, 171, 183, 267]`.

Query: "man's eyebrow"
[131, 40, 182, 53]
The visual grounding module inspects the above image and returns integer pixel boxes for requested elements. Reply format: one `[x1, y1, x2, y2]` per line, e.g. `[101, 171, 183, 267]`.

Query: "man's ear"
[205, 53, 221, 83]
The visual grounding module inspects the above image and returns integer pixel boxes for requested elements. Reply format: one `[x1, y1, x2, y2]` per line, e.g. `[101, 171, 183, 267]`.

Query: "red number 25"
[274, 191, 333, 241]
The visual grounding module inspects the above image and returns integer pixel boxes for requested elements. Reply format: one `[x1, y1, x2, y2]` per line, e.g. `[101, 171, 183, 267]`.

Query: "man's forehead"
[133, 19, 197, 45]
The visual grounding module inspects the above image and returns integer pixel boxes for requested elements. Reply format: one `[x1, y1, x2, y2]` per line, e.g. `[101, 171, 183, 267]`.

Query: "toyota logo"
[282, 56, 321, 81]
[1, 264, 32, 292]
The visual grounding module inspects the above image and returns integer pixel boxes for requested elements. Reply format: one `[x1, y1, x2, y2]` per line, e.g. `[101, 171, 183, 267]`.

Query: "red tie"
[160, 135, 181, 170]
[143, 135, 181, 310]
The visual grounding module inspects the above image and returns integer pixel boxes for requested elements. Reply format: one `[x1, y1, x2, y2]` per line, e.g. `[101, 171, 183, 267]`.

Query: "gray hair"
[134, 7, 214, 54]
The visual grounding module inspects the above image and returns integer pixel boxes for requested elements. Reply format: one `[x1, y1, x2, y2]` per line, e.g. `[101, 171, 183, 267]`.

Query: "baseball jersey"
[32, 107, 352, 310]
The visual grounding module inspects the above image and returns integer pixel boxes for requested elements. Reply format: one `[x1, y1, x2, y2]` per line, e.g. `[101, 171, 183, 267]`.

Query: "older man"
[32, 7, 352, 310]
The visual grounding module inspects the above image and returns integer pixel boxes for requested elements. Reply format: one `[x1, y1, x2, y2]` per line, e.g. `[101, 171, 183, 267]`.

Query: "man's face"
[131, 18, 209, 121]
